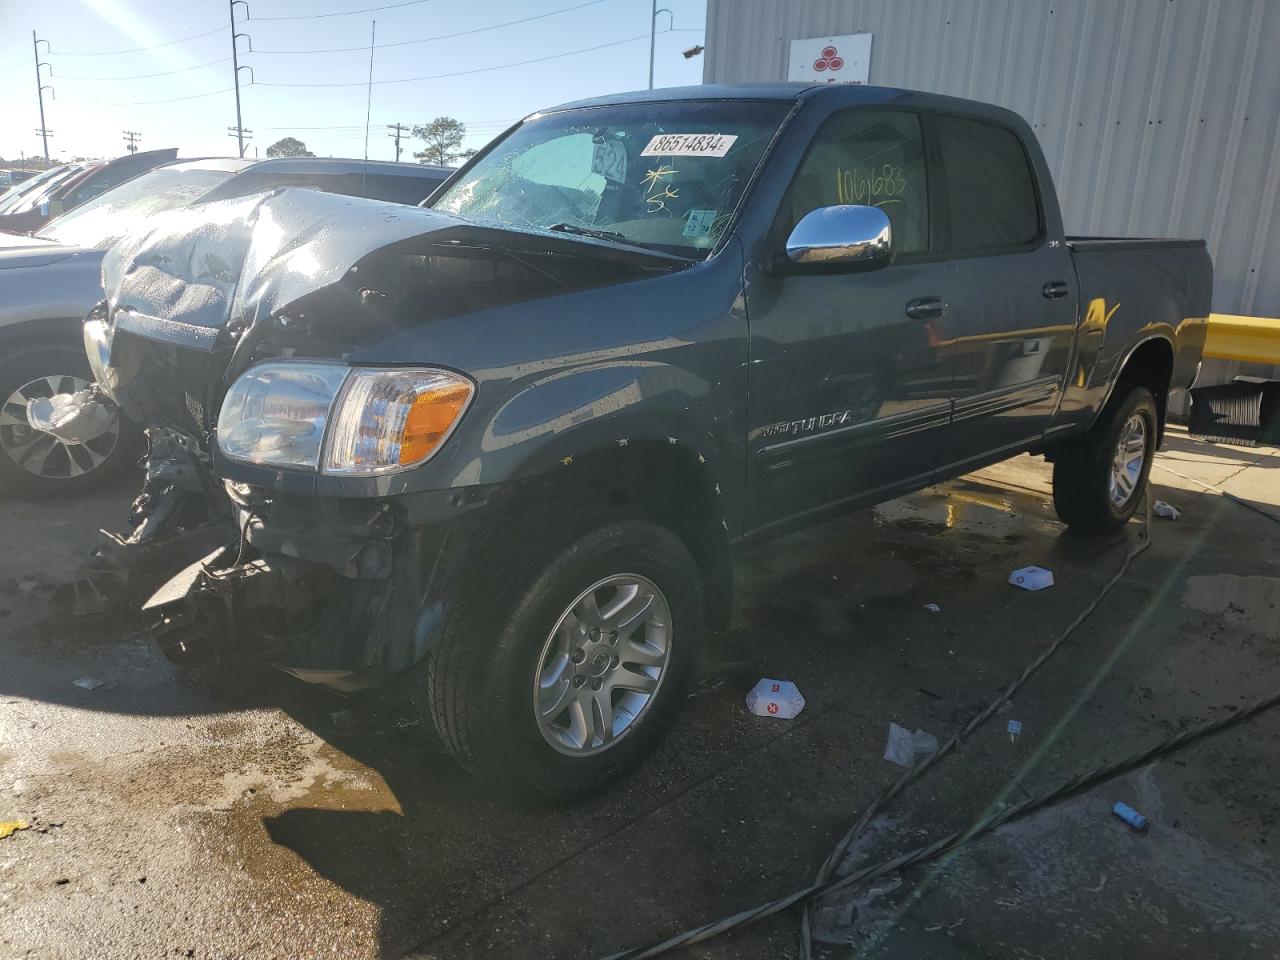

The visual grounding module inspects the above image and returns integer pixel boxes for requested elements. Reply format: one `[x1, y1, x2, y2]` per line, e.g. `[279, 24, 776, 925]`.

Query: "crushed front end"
[88, 189, 515, 688]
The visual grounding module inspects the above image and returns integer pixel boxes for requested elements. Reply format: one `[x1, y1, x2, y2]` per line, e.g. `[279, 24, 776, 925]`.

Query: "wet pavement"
[1, 427, 1277, 959]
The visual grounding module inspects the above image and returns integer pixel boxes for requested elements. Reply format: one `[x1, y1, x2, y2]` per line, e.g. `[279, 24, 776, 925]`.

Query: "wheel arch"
[494, 434, 736, 633]
[1097, 335, 1175, 440]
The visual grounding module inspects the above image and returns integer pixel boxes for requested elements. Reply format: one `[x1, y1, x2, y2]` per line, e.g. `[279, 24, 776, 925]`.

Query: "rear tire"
[424, 520, 703, 801]
[1052, 386, 1158, 533]
[0, 342, 141, 498]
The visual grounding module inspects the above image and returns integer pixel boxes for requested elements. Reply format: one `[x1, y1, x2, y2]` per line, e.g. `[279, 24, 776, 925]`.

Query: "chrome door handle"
[905, 296, 947, 320]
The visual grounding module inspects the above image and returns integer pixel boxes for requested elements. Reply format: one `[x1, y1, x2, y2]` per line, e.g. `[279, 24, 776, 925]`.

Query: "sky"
[0, 0, 707, 164]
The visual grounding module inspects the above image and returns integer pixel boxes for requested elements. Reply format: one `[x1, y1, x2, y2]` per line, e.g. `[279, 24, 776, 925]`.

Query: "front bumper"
[142, 480, 509, 686]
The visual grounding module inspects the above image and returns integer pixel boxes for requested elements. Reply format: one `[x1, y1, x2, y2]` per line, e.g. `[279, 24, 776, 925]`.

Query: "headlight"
[217, 361, 473, 475]
[325, 368, 473, 474]
[218, 362, 350, 469]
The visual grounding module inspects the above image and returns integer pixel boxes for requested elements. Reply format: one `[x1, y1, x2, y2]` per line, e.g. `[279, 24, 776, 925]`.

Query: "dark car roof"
[540, 82, 1026, 126]
[243, 156, 454, 178]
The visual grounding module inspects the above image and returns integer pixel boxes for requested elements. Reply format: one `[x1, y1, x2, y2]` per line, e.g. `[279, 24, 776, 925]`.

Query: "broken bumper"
[143, 481, 507, 687]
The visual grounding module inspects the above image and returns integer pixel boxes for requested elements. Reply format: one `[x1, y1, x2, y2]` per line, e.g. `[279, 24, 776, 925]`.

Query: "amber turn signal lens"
[399, 382, 473, 465]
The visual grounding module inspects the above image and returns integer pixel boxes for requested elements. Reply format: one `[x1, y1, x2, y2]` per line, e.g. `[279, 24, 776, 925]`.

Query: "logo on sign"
[771, 683, 781, 693]
[813, 45, 844, 73]
[767, 702, 780, 715]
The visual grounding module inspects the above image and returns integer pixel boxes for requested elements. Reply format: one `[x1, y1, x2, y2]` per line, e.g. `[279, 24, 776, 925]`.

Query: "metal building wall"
[704, 0, 1280, 320]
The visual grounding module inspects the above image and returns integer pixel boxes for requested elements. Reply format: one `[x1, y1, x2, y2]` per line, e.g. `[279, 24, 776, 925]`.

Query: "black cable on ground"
[601, 488, 1170, 960]
[793, 489, 1153, 959]
[603, 681, 1280, 960]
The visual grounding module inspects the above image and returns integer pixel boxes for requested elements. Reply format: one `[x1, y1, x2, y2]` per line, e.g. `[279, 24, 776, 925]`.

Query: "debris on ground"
[883, 722, 938, 766]
[1007, 719, 1023, 741]
[72, 677, 105, 691]
[746, 679, 805, 719]
[1112, 802, 1149, 831]
[924, 602, 942, 613]
[1154, 500, 1182, 520]
[1009, 565, 1055, 591]
[0, 819, 30, 840]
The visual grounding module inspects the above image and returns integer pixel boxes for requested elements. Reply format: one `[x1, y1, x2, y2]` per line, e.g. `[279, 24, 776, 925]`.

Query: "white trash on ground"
[924, 602, 941, 613]
[72, 677, 105, 691]
[746, 678, 805, 719]
[883, 722, 938, 766]
[1153, 500, 1182, 520]
[1009, 565, 1054, 591]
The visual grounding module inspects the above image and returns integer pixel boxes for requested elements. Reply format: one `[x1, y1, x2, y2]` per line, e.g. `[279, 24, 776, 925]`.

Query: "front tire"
[425, 520, 703, 801]
[1052, 386, 1158, 533]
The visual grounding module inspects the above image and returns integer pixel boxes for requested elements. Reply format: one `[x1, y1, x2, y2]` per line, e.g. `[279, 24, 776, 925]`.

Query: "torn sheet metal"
[101, 189, 468, 351]
[26, 389, 117, 443]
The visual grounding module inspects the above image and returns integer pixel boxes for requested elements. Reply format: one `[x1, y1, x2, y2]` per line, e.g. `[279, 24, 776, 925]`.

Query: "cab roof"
[537, 82, 1027, 128]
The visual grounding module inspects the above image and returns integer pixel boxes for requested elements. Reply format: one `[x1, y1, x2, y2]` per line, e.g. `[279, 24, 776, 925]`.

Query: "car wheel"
[1052, 386, 1158, 533]
[425, 520, 703, 801]
[0, 343, 139, 498]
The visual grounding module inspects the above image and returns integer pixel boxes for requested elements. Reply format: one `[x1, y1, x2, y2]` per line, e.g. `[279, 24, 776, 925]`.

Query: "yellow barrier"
[1204, 313, 1280, 365]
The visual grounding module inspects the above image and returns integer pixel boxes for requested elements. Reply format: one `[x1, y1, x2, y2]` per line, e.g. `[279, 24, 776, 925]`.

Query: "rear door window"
[934, 115, 1040, 251]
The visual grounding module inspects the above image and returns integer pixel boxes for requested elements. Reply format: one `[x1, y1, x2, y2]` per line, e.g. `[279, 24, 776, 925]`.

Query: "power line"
[254, 0, 616, 54]
[50, 24, 226, 56]
[255, 31, 654, 88]
[73, 86, 236, 107]
[52, 55, 233, 81]
[246, 0, 431, 21]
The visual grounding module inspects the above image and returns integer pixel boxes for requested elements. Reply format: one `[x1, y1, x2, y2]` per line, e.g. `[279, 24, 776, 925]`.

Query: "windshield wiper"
[546, 222, 632, 244]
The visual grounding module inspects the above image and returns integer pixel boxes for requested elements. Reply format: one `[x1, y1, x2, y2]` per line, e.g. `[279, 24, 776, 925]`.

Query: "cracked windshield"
[434, 102, 787, 255]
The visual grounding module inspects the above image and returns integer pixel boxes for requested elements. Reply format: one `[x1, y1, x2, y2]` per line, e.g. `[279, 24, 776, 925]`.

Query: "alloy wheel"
[533, 573, 672, 757]
[0, 375, 120, 479]
[1108, 412, 1147, 508]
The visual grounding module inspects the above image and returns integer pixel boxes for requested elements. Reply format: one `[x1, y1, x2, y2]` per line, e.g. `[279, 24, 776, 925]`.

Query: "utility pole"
[648, 1, 672, 90]
[228, 126, 253, 153]
[122, 130, 141, 154]
[229, 0, 253, 158]
[387, 122, 409, 162]
[32, 31, 53, 161]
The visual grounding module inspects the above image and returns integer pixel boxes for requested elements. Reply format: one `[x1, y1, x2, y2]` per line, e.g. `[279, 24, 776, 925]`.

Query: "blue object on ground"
[1112, 802, 1149, 831]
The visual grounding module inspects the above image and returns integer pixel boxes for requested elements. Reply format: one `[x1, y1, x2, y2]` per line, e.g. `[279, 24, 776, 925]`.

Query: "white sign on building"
[787, 33, 872, 84]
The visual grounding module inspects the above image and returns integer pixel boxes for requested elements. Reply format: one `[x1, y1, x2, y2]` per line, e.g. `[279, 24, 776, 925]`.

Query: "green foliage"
[412, 117, 477, 166]
[265, 137, 315, 158]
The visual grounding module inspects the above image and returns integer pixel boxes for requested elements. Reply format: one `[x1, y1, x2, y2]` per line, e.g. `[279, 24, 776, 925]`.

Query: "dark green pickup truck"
[79, 83, 1209, 798]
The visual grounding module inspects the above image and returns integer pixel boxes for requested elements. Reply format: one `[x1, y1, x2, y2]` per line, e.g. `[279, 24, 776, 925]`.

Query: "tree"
[265, 137, 315, 158]
[412, 117, 476, 166]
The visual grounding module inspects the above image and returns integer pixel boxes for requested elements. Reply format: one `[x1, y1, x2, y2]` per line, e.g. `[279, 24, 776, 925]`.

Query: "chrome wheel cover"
[1109, 413, 1147, 508]
[533, 573, 672, 757]
[0, 375, 120, 479]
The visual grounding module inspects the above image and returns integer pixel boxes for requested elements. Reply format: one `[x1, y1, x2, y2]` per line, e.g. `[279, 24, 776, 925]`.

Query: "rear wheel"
[0, 343, 138, 498]
[1052, 386, 1157, 533]
[425, 520, 703, 801]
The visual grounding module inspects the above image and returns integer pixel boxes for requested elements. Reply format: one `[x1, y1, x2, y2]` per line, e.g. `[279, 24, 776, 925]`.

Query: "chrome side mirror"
[784, 204, 892, 270]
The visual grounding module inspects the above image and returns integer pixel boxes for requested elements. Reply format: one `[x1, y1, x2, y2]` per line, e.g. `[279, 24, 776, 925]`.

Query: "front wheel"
[425, 521, 704, 801]
[1052, 385, 1158, 533]
[0, 343, 139, 498]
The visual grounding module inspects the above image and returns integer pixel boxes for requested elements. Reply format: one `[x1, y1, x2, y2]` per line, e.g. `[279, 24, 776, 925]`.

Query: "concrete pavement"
[0, 428, 1277, 959]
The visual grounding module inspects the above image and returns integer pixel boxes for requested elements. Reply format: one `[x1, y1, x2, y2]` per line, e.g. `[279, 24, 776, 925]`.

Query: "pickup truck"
[79, 83, 1210, 799]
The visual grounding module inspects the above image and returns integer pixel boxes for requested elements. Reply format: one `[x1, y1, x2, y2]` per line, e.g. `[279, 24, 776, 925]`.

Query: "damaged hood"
[101, 189, 682, 352]
[102, 190, 473, 351]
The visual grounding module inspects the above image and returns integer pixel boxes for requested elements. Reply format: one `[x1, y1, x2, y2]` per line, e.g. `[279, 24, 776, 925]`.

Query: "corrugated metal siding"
[704, 0, 1280, 318]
